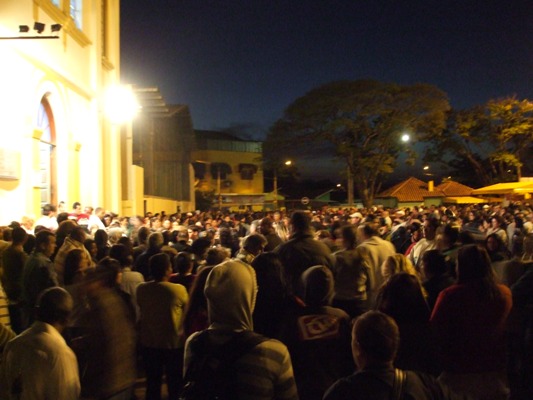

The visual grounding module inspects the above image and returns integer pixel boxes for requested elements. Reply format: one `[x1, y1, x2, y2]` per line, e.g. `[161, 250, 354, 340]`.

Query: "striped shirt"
[184, 333, 299, 400]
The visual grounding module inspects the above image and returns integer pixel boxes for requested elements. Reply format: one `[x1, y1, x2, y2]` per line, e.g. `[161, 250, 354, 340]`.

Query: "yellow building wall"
[0, 0, 123, 224]
[193, 149, 264, 194]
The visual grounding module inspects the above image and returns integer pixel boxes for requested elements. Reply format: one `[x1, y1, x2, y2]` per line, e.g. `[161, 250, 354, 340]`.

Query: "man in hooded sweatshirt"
[183, 259, 299, 400]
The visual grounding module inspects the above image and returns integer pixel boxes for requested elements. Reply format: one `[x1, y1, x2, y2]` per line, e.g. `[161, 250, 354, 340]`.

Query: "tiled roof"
[435, 181, 474, 196]
[376, 177, 444, 202]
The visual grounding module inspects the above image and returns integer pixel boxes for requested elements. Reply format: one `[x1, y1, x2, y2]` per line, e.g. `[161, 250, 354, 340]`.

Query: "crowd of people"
[0, 200, 532, 399]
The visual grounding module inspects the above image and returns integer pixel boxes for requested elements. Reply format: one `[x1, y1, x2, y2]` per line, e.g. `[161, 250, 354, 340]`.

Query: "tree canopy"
[266, 80, 450, 207]
[425, 97, 533, 185]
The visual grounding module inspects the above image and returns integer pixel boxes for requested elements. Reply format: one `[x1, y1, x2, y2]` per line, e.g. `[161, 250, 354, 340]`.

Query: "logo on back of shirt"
[297, 314, 340, 340]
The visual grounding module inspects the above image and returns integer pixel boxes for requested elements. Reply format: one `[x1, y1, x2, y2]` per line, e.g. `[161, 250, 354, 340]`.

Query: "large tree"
[425, 97, 533, 185]
[267, 80, 450, 207]
[487, 97, 533, 180]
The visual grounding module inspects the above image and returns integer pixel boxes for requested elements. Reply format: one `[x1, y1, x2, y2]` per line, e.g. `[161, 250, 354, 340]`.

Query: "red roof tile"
[435, 181, 474, 196]
[377, 177, 444, 202]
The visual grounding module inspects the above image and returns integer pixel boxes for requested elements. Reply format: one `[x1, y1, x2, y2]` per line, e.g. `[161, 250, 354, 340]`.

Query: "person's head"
[191, 237, 213, 260]
[177, 229, 189, 242]
[351, 311, 399, 368]
[423, 216, 440, 241]
[147, 232, 164, 250]
[456, 245, 498, 297]
[72, 202, 82, 213]
[35, 230, 56, 257]
[377, 272, 430, 323]
[440, 224, 459, 248]
[458, 231, 475, 245]
[35, 287, 73, 330]
[42, 203, 57, 217]
[64, 249, 90, 285]
[259, 217, 274, 235]
[96, 257, 122, 287]
[290, 211, 311, 234]
[174, 252, 193, 275]
[149, 253, 172, 281]
[109, 243, 134, 268]
[380, 254, 416, 281]
[491, 216, 502, 229]
[136, 226, 151, 246]
[11, 227, 28, 246]
[205, 247, 230, 266]
[204, 260, 257, 331]
[341, 225, 358, 249]
[23, 234, 36, 254]
[83, 239, 97, 260]
[485, 233, 505, 253]
[94, 229, 108, 246]
[242, 233, 267, 256]
[421, 249, 447, 280]
[357, 220, 379, 242]
[69, 226, 87, 244]
[300, 265, 334, 307]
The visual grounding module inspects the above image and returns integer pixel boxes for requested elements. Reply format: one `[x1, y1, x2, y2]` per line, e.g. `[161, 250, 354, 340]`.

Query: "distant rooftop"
[195, 129, 262, 153]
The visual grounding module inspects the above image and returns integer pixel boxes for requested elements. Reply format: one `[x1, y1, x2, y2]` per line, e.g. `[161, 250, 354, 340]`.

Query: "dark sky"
[120, 1, 533, 180]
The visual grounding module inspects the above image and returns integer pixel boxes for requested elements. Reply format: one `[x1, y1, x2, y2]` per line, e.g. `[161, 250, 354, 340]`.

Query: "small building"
[375, 177, 478, 208]
[131, 87, 196, 215]
[193, 130, 264, 211]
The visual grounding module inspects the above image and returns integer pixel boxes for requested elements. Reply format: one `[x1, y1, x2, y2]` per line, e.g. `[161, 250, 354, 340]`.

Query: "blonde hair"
[381, 254, 417, 280]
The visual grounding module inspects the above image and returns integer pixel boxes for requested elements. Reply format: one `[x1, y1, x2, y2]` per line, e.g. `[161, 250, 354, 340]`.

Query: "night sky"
[120, 1, 533, 181]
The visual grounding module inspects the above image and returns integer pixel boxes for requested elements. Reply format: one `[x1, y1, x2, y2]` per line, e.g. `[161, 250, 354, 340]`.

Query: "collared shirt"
[22, 251, 58, 309]
[2, 321, 80, 400]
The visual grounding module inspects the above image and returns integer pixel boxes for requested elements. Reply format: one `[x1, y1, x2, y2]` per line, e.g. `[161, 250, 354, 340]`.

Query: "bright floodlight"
[104, 85, 139, 124]
[285, 160, 292, 166]
[401, 134, 410, 143]
[423, 165, 429, 170]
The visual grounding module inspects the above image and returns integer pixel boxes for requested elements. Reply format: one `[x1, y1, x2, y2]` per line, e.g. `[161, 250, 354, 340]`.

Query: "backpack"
[180, 330, 268, 400]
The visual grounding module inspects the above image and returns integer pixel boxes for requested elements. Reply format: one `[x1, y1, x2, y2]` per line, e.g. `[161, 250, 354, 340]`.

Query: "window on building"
[239, 163, 258, 180]
[37, 95, 57, 208]
[70, 0, 83, 29]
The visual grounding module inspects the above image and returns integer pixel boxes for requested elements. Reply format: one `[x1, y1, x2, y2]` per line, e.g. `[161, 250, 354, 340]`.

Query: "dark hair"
[205, 247, 228, 266]
[458, 231, 475, 245]
[149, 253, 171, 281]
[69, 226, 87, 243]
[42, 203, 56, 216]
[290, 211, 311, 232]
[109, 244, 133, 268]
[56, 212, 69, 225]
[377, 272, 430, 323]
[35, 287, 72, 325]
[94, 229, 109, 247]
[35, 230, 55, 252]
[64, 249, 86, 285]
[137, 226, 151, 245]
[341, 225, 358, 247]
[96, 257, 122, 288]
[422, 249, 447, 277]
[23, 234, 36, 254]
[353, 311, 399, 363]
[182, 266, 214, 338]
[174, 252, 193, 275]
[457, 244, 500, 300]
[11, 227, 27, 245]
[242, 234, 267, 253]
[442, 224, 459, 245]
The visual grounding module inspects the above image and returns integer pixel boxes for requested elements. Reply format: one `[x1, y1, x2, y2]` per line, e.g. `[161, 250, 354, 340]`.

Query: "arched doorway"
[37, 94, 57, 207]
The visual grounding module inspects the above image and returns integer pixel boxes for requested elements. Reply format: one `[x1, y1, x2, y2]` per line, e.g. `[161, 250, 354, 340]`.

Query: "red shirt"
[430, 283, 512, 373]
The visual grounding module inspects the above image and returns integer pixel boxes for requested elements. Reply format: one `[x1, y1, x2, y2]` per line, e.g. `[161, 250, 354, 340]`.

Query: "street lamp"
[401, 133, 410, 143]
[273, 160, 292, 210]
